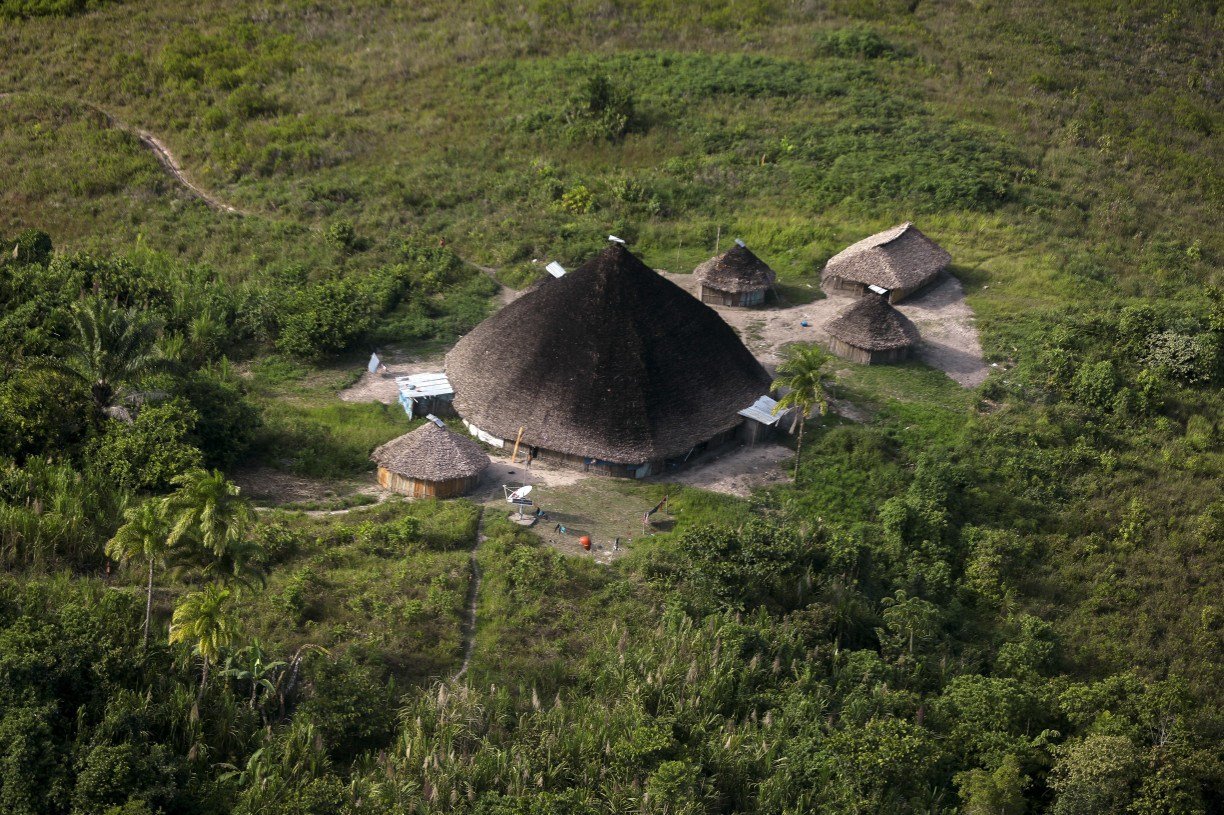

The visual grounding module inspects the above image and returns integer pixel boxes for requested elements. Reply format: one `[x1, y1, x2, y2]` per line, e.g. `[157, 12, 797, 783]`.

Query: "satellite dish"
[507, 485, 533, 501]
[546, 261, 566, 278]
[607, 235, 626, 244]
[426, 414, 445, 427]
[734, 238, 746, 247]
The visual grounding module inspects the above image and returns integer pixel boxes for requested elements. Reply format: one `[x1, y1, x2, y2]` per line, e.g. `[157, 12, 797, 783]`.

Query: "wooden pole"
[511, 426, 525, 463]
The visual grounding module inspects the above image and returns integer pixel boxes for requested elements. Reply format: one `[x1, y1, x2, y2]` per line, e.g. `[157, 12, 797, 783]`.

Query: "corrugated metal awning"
[738, 394, 788, 426]
[396, 372, 454, 399]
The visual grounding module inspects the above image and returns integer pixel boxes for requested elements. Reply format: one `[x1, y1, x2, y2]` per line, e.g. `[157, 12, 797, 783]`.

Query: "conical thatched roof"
[371, 421, 490, 481]
[824, 294, 921, 351]
[693, 244, 777, 293]
[822, 223, 951, 290]
[446, 244, 772, 464]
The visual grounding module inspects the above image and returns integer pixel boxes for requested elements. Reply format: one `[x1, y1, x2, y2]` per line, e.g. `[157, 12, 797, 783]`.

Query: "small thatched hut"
[693, 242, 777, 307]
[371, 418, 490, 498]
[445, 243, 772, 478]
[822, 223, 951, 303]
[824, 292, 921, 365]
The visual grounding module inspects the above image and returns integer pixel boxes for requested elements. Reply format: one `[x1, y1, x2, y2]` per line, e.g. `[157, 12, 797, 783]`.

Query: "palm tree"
[37, 296, 169, 416]
[106, 499, 171, 649]
[170, 584, 240, 699]
[773, 343, 831, 485]
[164, 469, 254, 558]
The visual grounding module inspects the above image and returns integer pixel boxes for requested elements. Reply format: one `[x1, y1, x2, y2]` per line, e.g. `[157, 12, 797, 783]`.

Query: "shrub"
[174, 370, 262, 469]
[1142, 330, 1216, 384]
[275, 278, 374, 358]
[563, 73, 635, 142]
[558, 184, 595, 214]
[1072, 360, 1118, 412]
[86, 400, 203, 493]
[818, 26, 894, 59]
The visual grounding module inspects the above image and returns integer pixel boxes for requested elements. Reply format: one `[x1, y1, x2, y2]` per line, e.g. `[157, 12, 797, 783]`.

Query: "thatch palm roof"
[693, 244, 777, 293]
[371, 422, 490, 481]
[822, 223, 951, 290]
[446, 244, 772, 464]
[824, 294, 921, 351]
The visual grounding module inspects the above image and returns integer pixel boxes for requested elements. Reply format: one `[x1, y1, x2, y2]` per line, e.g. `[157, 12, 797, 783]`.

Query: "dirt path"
[450, 506, 486, 683]
[1, 90, 245, 215]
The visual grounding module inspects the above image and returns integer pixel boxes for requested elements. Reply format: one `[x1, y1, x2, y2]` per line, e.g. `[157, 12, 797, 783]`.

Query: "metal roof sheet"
[396, 372, 454, 398]
[738, 394, 787, 425]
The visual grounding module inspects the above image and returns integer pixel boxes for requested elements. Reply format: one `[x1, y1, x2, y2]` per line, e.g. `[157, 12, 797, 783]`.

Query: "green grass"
[2, 0, 1216, 334]
[242, 356, 410, 478]
[244, 501, 481, 682]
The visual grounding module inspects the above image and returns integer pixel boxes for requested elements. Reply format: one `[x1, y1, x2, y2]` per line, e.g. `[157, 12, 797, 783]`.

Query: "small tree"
[773, 343, 831, 485]
[170, 584, 240, 699]
[105, 500, 172, 649]
[164, 468, 253, 557]
[37, 297, 170, 416]
[956, 754, 1027, 815]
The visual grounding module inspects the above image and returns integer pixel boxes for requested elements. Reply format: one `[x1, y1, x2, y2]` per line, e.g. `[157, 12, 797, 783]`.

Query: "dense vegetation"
[0, 0, 1220, 813]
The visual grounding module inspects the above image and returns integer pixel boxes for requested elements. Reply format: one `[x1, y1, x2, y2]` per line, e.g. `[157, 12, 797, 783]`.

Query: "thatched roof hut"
[822, 223, 950, 303]
[824, 292, 921, 365]
[371, 419, 490, 498]
[446, 243, 772, 477]
[693, 243, 777, 307]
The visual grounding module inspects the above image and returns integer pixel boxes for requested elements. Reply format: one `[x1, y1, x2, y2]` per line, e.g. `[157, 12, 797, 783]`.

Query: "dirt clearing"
[660, 271, 989, 387]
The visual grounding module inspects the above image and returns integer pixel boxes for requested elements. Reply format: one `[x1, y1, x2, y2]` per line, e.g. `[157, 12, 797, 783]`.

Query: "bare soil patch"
[647, 443, 793, 498]
[338, 351, 446, 404]
[233, 467, 380, 509]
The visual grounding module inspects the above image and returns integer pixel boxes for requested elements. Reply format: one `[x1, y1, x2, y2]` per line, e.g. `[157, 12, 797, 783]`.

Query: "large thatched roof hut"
[693, 242, 777, 307]
[823, 292, 921, 365]
[822, 223, 951, 303]
[446, 244, 772, 478]
[372, 418, 490, 498]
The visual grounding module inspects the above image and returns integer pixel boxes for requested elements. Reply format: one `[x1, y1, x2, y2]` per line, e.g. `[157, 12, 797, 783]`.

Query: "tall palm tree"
[773, 343, 831, 485]
[38, 297, 169, 416]
[170, 584, 240, 700]
[105, 499, 171, 649]
[164, 469, 254, 558]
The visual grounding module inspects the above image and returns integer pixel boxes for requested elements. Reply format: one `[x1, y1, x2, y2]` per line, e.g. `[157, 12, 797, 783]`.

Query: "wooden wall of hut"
[699, 286, 767, 307]
[822, 276, 931, 303]
[377, 467, 481, 498]
[524, 427, 743, 480]
[738, 418, 777, 446]
[534, 448, 657, 479]
[827, 338, 912, 365]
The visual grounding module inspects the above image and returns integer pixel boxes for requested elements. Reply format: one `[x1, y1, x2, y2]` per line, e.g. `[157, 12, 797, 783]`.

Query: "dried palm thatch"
[693, 244, 777, 293]
[446, 244, 772, 464]
[371, 422, 490, 482]
[822, 223, 951, 298]
[824, 294, 920, 351]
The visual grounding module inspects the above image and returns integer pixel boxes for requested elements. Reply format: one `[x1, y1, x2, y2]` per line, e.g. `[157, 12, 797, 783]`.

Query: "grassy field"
[2, 1, 1217, 313]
